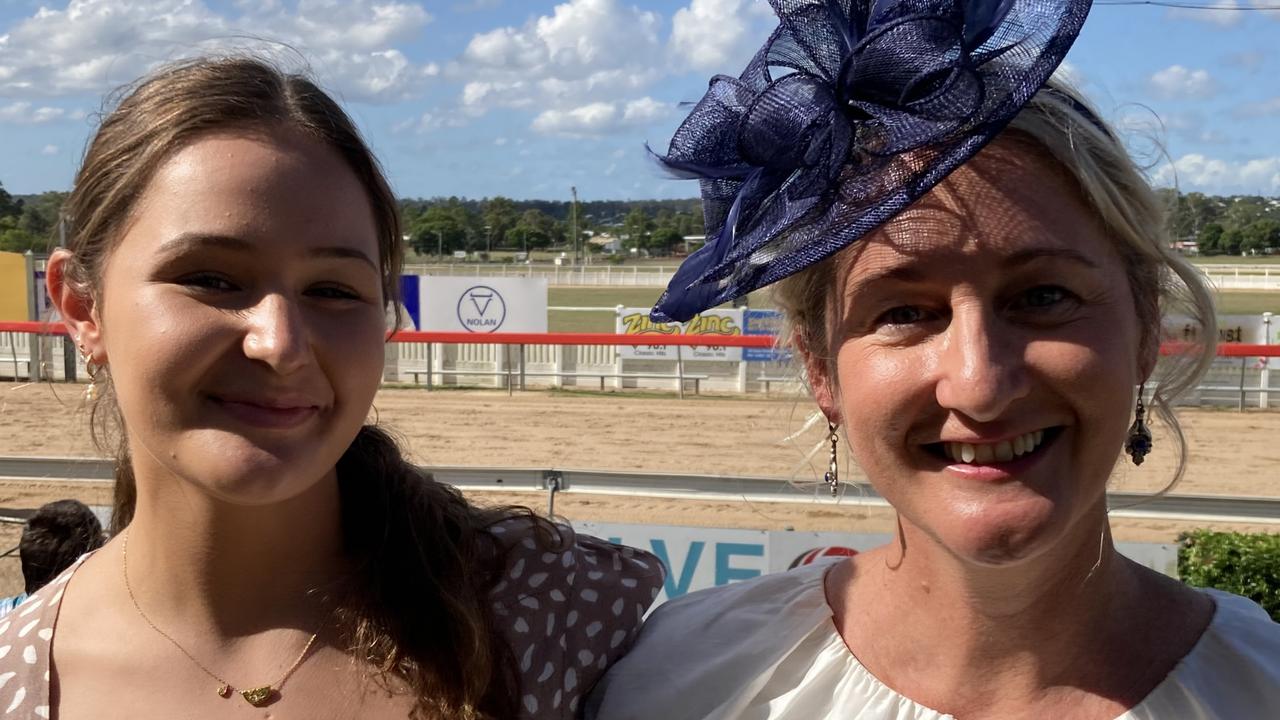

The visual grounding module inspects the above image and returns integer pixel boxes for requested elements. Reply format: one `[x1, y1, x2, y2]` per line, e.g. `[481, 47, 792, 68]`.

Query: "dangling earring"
[823, 422, 840, 497]
[77, 341, 99, 402]
[1124, 384, 1152, 465]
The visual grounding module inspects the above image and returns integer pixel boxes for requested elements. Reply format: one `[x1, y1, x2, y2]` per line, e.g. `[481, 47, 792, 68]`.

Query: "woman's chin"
[918, 500, 1070, 568]
[159, 435, 338, 506]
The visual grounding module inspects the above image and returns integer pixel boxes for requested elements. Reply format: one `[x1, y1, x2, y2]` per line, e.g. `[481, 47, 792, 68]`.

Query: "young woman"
[588, 1, 1279, 718]
[0, 56, 661, 719]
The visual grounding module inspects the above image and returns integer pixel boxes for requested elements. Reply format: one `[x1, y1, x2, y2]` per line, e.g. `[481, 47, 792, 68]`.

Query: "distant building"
[589, 233, 623, 254]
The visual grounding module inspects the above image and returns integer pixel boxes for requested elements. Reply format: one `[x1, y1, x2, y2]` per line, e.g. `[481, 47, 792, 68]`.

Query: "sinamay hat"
[651, 0, 1093, 322]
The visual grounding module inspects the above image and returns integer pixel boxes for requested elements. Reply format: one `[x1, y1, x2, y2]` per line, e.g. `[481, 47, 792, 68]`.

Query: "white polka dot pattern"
[0, 527, 665, 720]
[491, 520, 664, 720]
[0, 555, 83, 719]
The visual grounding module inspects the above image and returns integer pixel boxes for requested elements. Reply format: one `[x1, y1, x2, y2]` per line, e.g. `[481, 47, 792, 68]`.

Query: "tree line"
[8, 179, 1279, 259]
[1157, 189, 1280, 256]
[399, 196, 704, 257]
[0, 183, 67, 253]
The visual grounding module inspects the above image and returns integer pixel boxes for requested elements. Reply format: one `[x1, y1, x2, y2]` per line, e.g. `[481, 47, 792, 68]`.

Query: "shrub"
[1178, 530, 1280, 621]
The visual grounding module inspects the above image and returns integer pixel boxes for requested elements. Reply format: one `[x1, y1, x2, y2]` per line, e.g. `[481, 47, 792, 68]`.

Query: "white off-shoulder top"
[588, 561, 1280, 720]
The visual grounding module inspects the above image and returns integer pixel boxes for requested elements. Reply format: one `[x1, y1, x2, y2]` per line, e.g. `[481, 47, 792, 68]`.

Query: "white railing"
[404, 264, 675, 287]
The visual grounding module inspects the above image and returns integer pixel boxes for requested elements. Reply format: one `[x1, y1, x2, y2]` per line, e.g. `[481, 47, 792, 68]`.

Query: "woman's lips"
[209, 397, 320, 429]
[925, 427, 1062, 482]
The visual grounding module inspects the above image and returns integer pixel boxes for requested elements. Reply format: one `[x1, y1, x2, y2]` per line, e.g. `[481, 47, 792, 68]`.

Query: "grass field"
[545, 287, 1280, 333]
[1215, 291, 1280, 315]
[1192, 256, 1280, 265]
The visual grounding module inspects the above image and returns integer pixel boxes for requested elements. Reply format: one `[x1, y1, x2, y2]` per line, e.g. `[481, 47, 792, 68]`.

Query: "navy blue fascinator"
[651, 0, 1092, 322]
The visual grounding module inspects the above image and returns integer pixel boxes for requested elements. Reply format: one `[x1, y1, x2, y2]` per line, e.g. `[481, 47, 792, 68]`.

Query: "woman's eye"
[1017, 285, 1072, 310]
[179, 273, 237, 291]
[878, 306, 928, 326]
[308, 284, 361, 301]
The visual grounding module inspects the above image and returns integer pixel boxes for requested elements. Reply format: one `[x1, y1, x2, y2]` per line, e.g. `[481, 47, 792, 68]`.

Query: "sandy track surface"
[2, 382, 1276, 496]
[0, 382, 1276, 591]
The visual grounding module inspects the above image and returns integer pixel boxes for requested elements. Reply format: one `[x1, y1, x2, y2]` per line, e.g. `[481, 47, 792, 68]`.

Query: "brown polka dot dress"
[0, 521, 664, 719]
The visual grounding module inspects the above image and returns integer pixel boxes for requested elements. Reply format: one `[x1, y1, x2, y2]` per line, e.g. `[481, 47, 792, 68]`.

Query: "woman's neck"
[828, 512, 1206, 717]
[122, 452, 348, 638]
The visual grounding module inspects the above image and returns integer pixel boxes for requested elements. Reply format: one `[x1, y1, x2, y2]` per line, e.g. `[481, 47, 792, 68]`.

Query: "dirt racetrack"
[0, 382, 1276, 593]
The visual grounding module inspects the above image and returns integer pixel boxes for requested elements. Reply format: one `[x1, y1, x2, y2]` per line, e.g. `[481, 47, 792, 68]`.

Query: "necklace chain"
[121, 530, 320, 704]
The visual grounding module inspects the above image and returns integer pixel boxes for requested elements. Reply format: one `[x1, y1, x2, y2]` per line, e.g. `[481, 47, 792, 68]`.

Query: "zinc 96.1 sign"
[615, 307, 744, 361]
[417, 276, 547, 334]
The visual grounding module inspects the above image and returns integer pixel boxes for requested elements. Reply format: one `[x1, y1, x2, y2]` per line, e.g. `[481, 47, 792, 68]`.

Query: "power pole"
[570, 186, 579, 265]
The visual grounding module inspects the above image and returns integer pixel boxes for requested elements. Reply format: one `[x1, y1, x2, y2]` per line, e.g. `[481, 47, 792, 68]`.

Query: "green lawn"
[1192, 256, 1280, 265]
[1216, 291, 1280, 315]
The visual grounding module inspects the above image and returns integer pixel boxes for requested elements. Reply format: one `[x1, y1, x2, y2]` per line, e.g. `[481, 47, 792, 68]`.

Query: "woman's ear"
[46, 250, 105, 363]
[793, 328, 841, 425]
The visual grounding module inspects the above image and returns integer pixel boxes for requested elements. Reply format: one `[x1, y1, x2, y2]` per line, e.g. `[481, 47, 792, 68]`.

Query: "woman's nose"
[241, 293, 312, 375]
[934, 306, 1030, 423]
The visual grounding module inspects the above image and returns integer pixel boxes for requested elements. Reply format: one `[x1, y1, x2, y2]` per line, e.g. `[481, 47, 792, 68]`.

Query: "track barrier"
[4, 321, 1280, 407]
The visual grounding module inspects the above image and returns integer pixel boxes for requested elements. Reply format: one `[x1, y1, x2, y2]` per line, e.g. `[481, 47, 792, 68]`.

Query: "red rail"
[3, 321, 1279, 355]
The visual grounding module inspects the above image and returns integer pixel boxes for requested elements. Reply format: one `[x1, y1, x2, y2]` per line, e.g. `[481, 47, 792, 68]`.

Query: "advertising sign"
[743, 309, 790, 363]
[1163, 314, 1267, 345]
[418, 276, 547, 333]
[573, 521, 1178, 606]
[615, 307, 744, 361]
[0, 252, 27, 322]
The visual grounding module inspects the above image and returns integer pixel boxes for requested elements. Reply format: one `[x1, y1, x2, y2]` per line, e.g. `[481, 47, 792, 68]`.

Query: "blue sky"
[1, 0, 1278, 202]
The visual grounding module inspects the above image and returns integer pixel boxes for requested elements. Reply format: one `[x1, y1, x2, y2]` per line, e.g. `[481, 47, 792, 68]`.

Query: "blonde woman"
[0, 56, 661, 719]
[589, 1, 1279, 718]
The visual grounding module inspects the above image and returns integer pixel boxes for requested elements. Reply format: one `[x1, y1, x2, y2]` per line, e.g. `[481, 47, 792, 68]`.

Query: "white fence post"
[1263, 312, 1273, 409]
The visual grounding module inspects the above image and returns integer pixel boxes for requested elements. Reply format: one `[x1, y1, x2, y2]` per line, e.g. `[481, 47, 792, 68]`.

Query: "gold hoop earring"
[1124, 384, 1152, 466]
[823, 422, 840, 497]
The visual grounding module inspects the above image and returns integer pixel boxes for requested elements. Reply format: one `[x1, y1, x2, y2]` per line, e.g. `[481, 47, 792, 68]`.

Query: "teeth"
[946, 429, 1049, 465]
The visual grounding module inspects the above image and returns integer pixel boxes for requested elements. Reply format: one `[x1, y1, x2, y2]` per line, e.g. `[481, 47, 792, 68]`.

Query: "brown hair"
[59, 55, 548, 719]
[773, 78, 1217, 493]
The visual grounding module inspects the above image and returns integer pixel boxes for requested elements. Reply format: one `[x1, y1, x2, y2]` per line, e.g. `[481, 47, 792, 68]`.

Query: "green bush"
[1178, 530, 1280, 621]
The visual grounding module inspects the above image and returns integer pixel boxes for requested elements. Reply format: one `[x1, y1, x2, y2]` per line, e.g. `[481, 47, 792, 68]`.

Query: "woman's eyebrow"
[152, 232, 377, 271]
[1004, 246, 1101, 270]
[154, 232, 252, 260]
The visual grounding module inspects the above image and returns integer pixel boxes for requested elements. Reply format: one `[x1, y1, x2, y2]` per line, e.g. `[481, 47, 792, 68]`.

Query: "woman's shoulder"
[585, 562, 837, 720]
[1137, 589, 1280, 719]
[0, 559, 84, 718]
[487, 515, 666, 718]
[1186, 589, 1279, 675]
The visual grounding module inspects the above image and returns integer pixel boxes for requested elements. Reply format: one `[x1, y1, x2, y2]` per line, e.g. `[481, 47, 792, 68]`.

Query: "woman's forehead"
[844, 139, 1113, 278]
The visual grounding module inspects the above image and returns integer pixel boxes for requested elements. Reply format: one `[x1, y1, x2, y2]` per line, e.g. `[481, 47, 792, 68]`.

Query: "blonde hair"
[772, 78, 1217, 493]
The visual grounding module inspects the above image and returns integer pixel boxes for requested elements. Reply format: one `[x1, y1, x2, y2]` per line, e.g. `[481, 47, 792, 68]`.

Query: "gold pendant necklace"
[121, 531, 320, 706]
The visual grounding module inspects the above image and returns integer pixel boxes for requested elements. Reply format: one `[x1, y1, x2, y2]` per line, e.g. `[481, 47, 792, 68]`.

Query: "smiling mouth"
[924, 427, 1062, 465]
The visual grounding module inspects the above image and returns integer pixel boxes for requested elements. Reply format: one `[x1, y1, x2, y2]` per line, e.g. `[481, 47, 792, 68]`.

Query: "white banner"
[614, 307, 745, 361]
[418, 276, 547, 334]
[573, 522, 1178, 606]
[1163, 314, 1269, 345]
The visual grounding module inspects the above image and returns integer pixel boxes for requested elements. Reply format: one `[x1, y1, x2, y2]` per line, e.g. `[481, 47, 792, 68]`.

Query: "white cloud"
[455, 0, 663, 120]
[1148, 65, 1218, 100]
[40, 144, 59, 155]
[0, 0, 437, 102]
[1052, 60, 1086, 88]
[669, 0, 771, 73]
[0, 101, 68, 124]
[1152, 154, 1280, 195]
[391, 109, 465, 135]
[1170, 0, 1280, 26]
[531, 96, 668, 136]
